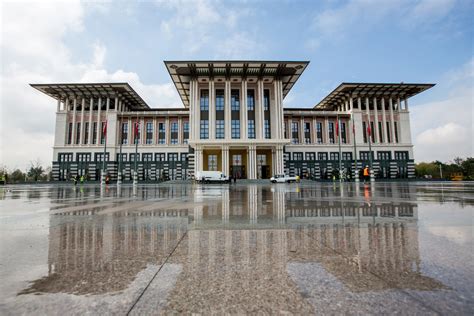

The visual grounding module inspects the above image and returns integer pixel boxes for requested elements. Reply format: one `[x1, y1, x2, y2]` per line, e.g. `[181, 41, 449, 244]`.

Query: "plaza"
[1, 181, 473, 314]
[31, 61, 434, 182]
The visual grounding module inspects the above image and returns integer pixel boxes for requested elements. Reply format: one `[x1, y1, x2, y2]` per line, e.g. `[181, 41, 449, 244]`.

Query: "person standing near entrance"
[363, 166, 370, 183]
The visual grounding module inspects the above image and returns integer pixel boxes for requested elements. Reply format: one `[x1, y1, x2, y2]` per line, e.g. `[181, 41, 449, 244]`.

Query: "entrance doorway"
[256, 149, 273, 179]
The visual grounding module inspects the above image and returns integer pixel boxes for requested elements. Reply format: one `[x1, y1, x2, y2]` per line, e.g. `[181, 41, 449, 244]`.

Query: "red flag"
[367, 123, 371, 136]
[102, 121, 107, 136]
[335, 119, 339, 137]
[134, 121, 140, 139]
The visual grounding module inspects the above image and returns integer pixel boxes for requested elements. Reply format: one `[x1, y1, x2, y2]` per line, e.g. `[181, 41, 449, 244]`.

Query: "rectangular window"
[316, 122, 323, 144]
[100, 122, 106, 145]
[360, 151, 374, 161]
[330, 152, 339, 160]
[168, 153, 178, 161]
[231, 120, 240, 139]
[216, 120, 224, 139]
[318, 152, 328, 160]
[171, 122, 178, 144]
[95, 153, 109, 162]
[328, 122, 335, 144]
[75, 123, 81, 145]
[305, 152, 316, 161]
[146, 122, 153, 144]
[183, 121, 189, 144]
[264, 89, 270, 111]
[264, 120, 271, 139]
[92, 122, 97, 144]
[117, 153, 127, 162]
[84, 122, 89, 145]
[293, 152, 303, 160]
[67, 122, 73, 145]
[208, 154, 218, 171]
[394, 122, 399, 143]
[363, 122, 368, 143]
[247, 89, 255, 111]
[232, 154, 242, 166]
[304, 122, 311, 144]
[180, 153, 188, 161]
[377, 151, 391, 160]
[122, 122, 128, 145]
[342, 152, 352, 161]
[395, 151, 409, 160]
[284, 122, 288, 139]
[200, 90, 209, 111]
[378, 122, 383, 143]
[291, 122, 299, 144]
[142, 153, 153, 162]
[77, 153, 91, 162]
[370, 121, 375, 143]
[341, 122, 347, 144]
[231, 89, 240, 111]
[155, 153, 165, 161]
[248, 120, 255, 139]
[158, 122, 166, 144]
[386, 122, 391, 143]
[129, 153, 139, 162]
[216, 89, 224, 111]
[200, 120, 209, 139]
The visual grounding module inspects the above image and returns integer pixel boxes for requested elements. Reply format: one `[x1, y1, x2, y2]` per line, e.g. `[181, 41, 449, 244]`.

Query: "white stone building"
[31, 60, 434, 181]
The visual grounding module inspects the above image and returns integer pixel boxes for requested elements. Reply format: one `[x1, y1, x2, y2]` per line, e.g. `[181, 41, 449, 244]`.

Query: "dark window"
[155, 153, 165, 161]
[180, 153, 188, 161]
[378, 122, 383, 143]
[200, 120, 209, 139]
[330, 152, 339, 160]
[247, 89, 255, 111]
[58, 153, 73, 162]
[370, 121, 375, 143]
[77, 153, 91, 162]
[394, 122, 399, 143]
[75, 123, 81, 145]
[263, 89, 270, 111]
[171, 122, 178, 144]
[216, 120, 224, 139]
[92, 122, 97, 144]
[95, 152, 109, 162]
[304, 122, 311, 144]
[363, 122, 368, 143]
[183, 121, 189, 144]
[318, 152, 328, 160]
[293, 152, 303, 160]
[142, 153, 153, 161]
[129, 153, 139, 162]
[248, 120, 255, 139]
[122, 122, 128, 145]
[305, 152, 316, 161]
[158, 122, 166, 144]
[116, 153, 127, 162]
[377, 151, 391, 160]
[264, 120, 271, 139]
[386, 122, 391, 143]
[395, 151, 409, 160]
[360, 151, 374, 161]
[328, 122, 335, 144]
[84, 122, 89, 145]
[168, 153, 178, 161]
[200, 90, 209, 111]
[341, 122, 347, 144]
[342, 152, 352, 160]
[216, 89, 224, 111]
[316, 122, 323, 144]
[291, 122, 299, 144]
[231, 89, 240, 111]
[231, 120, 240, 139]
[100, 122, 106, 144]
[67, 123, 73, 145]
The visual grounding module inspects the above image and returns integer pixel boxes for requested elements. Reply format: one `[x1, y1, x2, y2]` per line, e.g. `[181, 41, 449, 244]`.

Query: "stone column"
[373, 97, 379, 143]
[165, 117, 170, 145]
[88, 98, 93, 145]
[141, 117, 145, 145]
[224, 80, 231, 139]
[248, 145, 257, 179]
[189, 80, 194, 141]
[256, 80, 264, 139]
[114, 97, 118, 112]
[349, 96, 353, 111]
[222, 145, 229, 176]
[178, 116, 183, 144]
[365, 97, 371, 143]
[241, 80, 248, 139]
[299, 117, 304, 144]
[312, 117, 317, 144]
[80, 98, 85, 144]
[106, 97, 110, 112]
[276, 80, 284, 139]
[128, 117, 132, 145]
[404, 98, 409, 111]
[57, 99, 61, 112]
[72, 97, 77, 145]
[97, 98, 102, 146]
[389, 98, 395, 143]
[209, 79, 215, 139]
[324, 117, 329, 144]
[382, 98, 388, 143]
[153, 117, 157, 145]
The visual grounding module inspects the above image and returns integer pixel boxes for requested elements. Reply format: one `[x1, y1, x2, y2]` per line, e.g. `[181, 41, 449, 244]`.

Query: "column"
[404, 98, 409, 111]
[365, 97, 371, 143]
[165, 117, 170, 145]
[97, 98, 102, 146]
[178, 116, 183, 144]
[153, 117, 157, 145]
[299, 117, 304, 144]
[277, 80, 285, 139]
[209, 79, 215, 139]
[312, 117, 317, 144]
[373, 97, 379, 143]
[349, 96, 353, 111]
[114, 98, 119, 112]
[389, 98, 395, 143]
[57, 99, 61, 112]
[324, 117, 329, 144]
[256, 79, 264, 139]
[248, 145, 257, 179]
[72, 97, 77, 145]
[222, 145, 229, 176]
[128, 117, 132, 145]
[88, 98, 93, 145]
[80, 98, 85, 144]
[241, 80, 248, 139]
[382, 98, 388, 143]
[141, 117, 145, 145]
[106, 97, 110, 112]
[189, 80, 195, 141]
[224, 80, 231, 139]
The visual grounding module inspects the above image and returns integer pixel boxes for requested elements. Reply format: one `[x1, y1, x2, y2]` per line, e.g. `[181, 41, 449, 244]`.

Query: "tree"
[27, 160, 44, 182]
[10, 169, 25, 183]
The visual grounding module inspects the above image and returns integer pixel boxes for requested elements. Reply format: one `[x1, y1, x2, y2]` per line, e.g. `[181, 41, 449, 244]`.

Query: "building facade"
[32, 60, 434, 181]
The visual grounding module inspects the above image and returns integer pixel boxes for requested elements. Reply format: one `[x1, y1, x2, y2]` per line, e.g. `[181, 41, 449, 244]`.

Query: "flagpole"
[367, 114, 373, 181]
[337, 115, 342, 182]
[134, 115, 138, 182]
[352, 113, 358, 182]
[118, 130, 122, 184]
[102, 120, 107, 176]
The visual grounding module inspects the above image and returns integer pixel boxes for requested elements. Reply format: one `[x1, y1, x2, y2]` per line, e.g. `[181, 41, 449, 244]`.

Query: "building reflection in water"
[19, 183, 445, 302]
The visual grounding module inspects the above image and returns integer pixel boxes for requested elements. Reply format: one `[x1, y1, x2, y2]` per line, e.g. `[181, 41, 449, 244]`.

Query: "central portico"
[165, 60, 309, 179]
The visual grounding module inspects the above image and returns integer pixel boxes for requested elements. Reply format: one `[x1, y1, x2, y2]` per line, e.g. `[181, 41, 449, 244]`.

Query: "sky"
[1, 0, 473, 170]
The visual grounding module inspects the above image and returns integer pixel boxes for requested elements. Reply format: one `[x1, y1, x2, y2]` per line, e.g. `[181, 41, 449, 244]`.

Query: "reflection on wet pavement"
[0, 182, 473, 314]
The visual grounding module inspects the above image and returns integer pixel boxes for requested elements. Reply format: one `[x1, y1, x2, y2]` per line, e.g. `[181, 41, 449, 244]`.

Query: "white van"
[195, 171, 230, 183]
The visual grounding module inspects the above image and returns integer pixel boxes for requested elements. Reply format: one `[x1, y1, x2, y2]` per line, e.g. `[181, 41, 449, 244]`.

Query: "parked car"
[270, 174, 300, 183]
[195, 171, 230, 183]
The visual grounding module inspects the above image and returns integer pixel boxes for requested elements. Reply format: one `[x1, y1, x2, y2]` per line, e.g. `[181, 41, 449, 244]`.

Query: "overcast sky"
[1, 0, 473, 170]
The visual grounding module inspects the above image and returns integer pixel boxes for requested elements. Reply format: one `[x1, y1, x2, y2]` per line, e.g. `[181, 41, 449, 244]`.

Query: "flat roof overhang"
[314, 82, 435, 110]
[30, 83, 150, 110]
[164, 60, 310, 107]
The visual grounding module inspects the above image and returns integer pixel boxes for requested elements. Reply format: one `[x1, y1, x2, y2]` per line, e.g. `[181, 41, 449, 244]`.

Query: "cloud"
[411, 57, 474, 162]
[0, 1, 180, 170]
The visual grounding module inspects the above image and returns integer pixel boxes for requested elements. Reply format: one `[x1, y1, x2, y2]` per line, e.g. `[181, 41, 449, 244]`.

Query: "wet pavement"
[0, 181, 473, 315]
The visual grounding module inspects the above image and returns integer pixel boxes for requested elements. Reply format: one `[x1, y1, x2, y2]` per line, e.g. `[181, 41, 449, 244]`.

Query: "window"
[342, 152, 352, 161]
[305, 152, 316, 161]
[394, 122, 399, 143]
[129, 153, 139, 162]
[318, 152, 328, 160]
[142, 153, 153, 162]
[284, 122, 287, 139]
[232, 155, 242, 166]
[248, 120, 255, 139]
[84, 122, 89, 145]
[293, 152, 303, 160]
[171, 122, 178, 144]
[216, 89, 224, 111]
[183, 122, 189, 144]
[264, 89, 270, 111]
[155, 153, 165, 161]
[291, 122, 299, 144]
[247, 89, 255, 111]
[370, 121, 375, 143]
[395, 151, 409, 160]
[377, 151, 391, 160]
[67, 123, 73, 145]
[122, 122, 128, 145]
[168, 153, 178, 161]
[216, 120, 224, 139]
[328, 122, 335, 144]
[133, 121, 140, 145]
[304, 122, 311, 144]
[200, 90, 209, 111]
[100, 122, 106, 145]
[386, 122, 391, 143]
[75, 123, 81, 145]
[360, 151, 374, 161]
[264, 120, 271, 139]
[316, 122, 323, 144]
[95, 153, 109, 162]
[231, 120, 240, 139]
[58, 153, 73, 162]
[208, 155, 218, 171]
[363, 122, 368, 143]
[231, 89, 240, 111]
[200, 120, 209, 139]
[116, 153, 127, 162]
[330, 152, 339, 160]
[158, 122, 166, 144]
[378, 122, 383, 143]
[146, 122, 153, 144]
[92, 122, 97, 144]
[341, 122, 347, 144]
[77, 153, 91, 162]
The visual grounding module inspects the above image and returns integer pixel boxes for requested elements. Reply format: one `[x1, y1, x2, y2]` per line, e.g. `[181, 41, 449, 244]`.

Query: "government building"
[32, 60, 434, 181]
